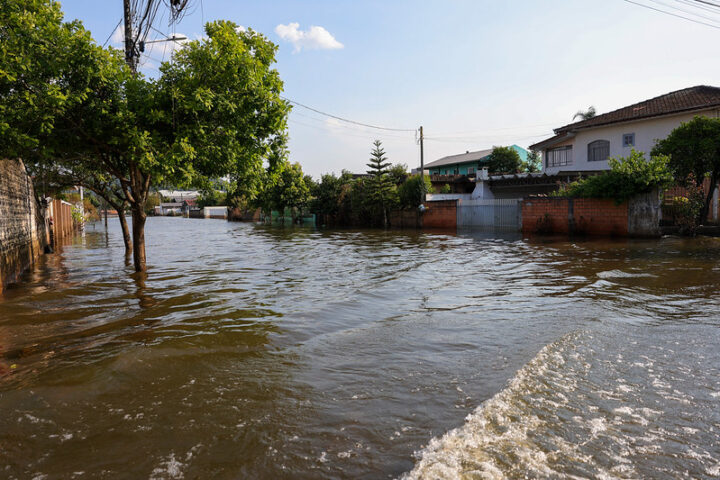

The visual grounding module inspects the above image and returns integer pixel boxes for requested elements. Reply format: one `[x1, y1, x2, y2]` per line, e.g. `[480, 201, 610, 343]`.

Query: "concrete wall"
[522, 194, 661, 237]
[543, 109, 720, 175]
[423, 200, 457, 229]
[0, 159, 47, 291]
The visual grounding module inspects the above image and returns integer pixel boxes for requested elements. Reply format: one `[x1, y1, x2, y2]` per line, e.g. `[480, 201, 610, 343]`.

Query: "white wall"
[544, 108, 720, 175]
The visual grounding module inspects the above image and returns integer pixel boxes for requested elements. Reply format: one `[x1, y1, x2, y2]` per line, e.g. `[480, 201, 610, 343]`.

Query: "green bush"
[398, 174, 432, 209]
[440, 183, 452, 194]
[553, 149, 673, 203]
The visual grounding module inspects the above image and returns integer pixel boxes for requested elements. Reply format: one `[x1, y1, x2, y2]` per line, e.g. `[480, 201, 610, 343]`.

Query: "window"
[623, 133, 635, 147]
[588, 140, 610, 162]
[546, 146, 573, 167]
[468, 167, 476, 175]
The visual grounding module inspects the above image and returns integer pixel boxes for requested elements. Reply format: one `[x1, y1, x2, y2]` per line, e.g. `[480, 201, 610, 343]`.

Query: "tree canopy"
[652, 116, 720, 223]
[487, 146, 521, 174]
[1, 1, 290, 272]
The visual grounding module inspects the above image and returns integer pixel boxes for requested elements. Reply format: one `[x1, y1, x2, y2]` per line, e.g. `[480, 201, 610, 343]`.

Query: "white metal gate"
[456, 198, 522, 231]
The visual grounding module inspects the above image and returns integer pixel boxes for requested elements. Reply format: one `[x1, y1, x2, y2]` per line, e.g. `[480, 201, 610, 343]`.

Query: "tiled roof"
[555, 85, 720, 133]
[424, 148, 494, 169]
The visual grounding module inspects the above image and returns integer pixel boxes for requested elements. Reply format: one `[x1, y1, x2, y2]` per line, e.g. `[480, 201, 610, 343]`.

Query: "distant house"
[530, 85, 720, 176]
[424, 145, 529, 176]
[157, 190, 200, 203]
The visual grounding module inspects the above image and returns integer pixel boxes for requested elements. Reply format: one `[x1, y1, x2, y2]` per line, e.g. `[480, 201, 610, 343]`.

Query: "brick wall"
[522, 197, 629, 236]
[522, 198, 571, 234]
[0, 159, 47, 291]
[389, 210, 421, 229]
[423, 200, 457, 229]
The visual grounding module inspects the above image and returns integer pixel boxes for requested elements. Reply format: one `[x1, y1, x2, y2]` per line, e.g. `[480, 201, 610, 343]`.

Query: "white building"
[531, 85, 720, 175]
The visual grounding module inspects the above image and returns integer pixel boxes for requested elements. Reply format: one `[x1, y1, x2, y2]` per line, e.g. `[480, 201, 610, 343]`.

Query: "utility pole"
[419, 126, 425, 203]
[123, 0, 136, 73]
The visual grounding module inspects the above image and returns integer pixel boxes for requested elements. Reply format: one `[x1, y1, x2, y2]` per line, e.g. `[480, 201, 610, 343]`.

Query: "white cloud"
[111, 23, 124, 45]
[275, 23, 343, 52]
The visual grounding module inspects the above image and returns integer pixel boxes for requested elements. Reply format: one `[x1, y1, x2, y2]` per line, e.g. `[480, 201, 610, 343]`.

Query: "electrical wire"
[622, 0, 720, 29]
[645, 0, 720, 23]
[675, 0, 720, 14]
[692, 0, 720, 8]
[288, 119, 415, 141]
[282, 97, 417, 132]
[102, 18, 123, 47]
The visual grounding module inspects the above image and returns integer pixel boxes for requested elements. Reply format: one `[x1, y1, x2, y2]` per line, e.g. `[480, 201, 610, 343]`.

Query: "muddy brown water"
[1, 217, 719, 479]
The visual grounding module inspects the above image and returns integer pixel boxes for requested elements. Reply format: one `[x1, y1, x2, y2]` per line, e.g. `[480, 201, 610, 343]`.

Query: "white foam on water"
[596, 270, 656, 279]
[150, 454, 184, 480]
[400, 333, 581, 480]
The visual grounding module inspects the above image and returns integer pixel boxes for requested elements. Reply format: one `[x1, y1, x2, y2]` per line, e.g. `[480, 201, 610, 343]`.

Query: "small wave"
[596, 270, 656, 279]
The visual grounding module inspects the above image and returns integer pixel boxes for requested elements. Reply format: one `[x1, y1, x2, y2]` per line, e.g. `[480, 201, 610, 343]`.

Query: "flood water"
[1, 217, 719, 479]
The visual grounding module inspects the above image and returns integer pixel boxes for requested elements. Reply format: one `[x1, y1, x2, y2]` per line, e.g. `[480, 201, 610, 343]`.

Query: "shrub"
[672, 177, 705, 235]
[440, 183, 452, 194]
[552, 149, 673, 203]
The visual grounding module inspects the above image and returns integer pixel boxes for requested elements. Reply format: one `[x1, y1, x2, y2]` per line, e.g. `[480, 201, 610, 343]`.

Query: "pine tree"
[365, 140, 395, 227]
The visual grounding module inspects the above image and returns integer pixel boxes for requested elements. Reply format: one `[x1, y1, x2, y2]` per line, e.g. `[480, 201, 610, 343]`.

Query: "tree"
[388, 163, 409, 185]
[652, 116, 720, 224]
[310, 171, 353, 217]
[487, 146, 521, 174]
[259, 161, 310, 223]
[365, 140, 396, 227]
[1, 0, 135, 254]
[398, 174, 432, 209]
[573, 106, 596, 121]
[523, 150, 542, 173]
[4, 8, 290, 272]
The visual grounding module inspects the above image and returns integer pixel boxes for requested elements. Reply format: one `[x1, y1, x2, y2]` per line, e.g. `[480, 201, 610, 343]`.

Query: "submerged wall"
[522, 191, 661, 237]
[0, 159, 47, 291]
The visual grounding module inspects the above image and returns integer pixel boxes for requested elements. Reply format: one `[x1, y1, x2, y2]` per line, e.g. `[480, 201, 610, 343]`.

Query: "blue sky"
[60, 0, 720, 177]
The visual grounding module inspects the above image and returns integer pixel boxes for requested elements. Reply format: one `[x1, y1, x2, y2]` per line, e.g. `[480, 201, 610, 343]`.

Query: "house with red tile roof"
[530, 86, 720, 176]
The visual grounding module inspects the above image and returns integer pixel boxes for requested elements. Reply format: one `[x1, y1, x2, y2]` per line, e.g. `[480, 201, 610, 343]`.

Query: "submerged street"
[1, 218, 719, 479]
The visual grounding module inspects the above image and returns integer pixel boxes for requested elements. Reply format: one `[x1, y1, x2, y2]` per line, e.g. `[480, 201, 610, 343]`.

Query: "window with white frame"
[623, 133, 635, 147]
[546, 146, 573, 167]
[588, 140, 610, 162]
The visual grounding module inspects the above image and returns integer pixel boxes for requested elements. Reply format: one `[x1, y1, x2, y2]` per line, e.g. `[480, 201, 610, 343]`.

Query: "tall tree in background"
[365, 140, 395, 227]
[523, 150, 542, 173]
[487, 146, 521, 174]
[652, 116, 720, 224]
[573, 106, 596, 121]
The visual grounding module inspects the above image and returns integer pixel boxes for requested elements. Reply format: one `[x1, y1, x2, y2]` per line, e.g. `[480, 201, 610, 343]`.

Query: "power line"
[692, 0, 720, 9]
[103, 18, 123, 47]
[646, 0, 720, 23]
[282, 97, 417, 133]
[623, 0, 720, 29]
[675, 0, 720, 14]
[288, 118, 415, 140]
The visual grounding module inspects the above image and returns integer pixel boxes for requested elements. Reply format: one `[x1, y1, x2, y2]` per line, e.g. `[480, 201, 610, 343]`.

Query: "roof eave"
[556, 104, 720, 135]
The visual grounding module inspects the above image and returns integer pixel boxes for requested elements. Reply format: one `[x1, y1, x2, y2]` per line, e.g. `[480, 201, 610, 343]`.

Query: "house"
[157, 190, 200, 203]
[530, 85, 720, 176]
[423, 145, 529, 193]
[425, 145, 529, 176]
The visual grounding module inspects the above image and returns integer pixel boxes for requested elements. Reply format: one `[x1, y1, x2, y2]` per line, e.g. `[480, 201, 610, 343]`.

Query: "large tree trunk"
[131, 205, 147, 272]
[118, 201, 132, 256]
